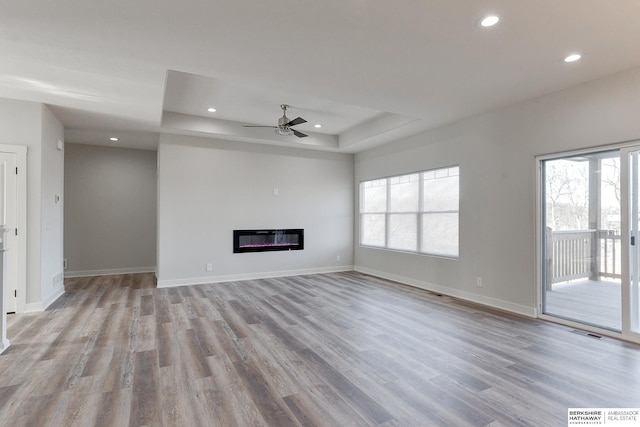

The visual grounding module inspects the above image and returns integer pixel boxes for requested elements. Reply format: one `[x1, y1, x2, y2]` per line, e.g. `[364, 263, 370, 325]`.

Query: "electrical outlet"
[336, 255, 341, 262]
[476, 277, 483, 287]
[206, 263, 213, 271]
[63, 259, 68, 270]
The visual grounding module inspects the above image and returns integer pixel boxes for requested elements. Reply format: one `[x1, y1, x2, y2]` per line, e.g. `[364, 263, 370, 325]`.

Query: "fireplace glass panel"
[233, 229, 304, 253]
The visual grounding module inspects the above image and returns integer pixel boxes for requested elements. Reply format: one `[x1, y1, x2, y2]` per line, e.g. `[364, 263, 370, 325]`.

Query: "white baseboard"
[23, 284, 65, 313]
[354, 266, 537, 318]
[42, 285, 65, 311]
[24, 302, 44, 313]
[64, 266, 156, 278]
[0, 339, 10, 355]
[157, 265, 354, 288]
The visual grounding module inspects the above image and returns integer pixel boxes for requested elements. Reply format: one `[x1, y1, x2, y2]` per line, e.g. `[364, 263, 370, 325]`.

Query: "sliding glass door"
[541, 145, 640, 340]
[541, 150, 622, 331]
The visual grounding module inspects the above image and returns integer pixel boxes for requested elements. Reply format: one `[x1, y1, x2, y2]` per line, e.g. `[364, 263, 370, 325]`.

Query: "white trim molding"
[0, 339, 10, 355]
[42, 286, 65, 311]
[354, 266, 537, 318]
[24, 302, 44, 313]
[64, 266, 156, 278]
[157, 266, 354, 288]
[25, 285, 66, 312]
[0, 144, 27, 314]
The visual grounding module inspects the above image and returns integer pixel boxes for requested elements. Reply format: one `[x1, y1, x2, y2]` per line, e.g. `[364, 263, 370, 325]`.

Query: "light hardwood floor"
[0, 272, 639, 426]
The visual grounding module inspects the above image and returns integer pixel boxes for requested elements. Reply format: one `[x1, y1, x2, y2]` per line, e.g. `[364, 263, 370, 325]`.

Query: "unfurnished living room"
[1, 1, 640, 426]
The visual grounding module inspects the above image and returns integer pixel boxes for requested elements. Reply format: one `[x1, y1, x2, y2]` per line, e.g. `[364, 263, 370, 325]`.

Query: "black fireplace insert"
[233, 229, 304, 253]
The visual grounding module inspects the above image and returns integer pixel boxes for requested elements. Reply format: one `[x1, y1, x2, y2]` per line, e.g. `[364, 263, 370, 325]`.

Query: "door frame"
[536, 141, 640, 345]
[0, 145, 27, 314]
[619, 144, 640, 342]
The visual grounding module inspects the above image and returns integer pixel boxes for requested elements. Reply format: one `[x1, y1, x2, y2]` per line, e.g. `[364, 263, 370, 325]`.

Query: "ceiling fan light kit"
[275, 127, 292, 136]
[243, 104, 309, 138]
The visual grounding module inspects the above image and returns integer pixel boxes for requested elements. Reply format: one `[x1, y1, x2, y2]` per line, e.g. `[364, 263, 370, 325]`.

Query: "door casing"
[536, 141, 640, 344]
[0, 145, 27, 315]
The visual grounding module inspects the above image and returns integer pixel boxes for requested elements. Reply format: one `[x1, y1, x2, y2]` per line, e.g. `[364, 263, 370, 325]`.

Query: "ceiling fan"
[243, 104, 308, 138]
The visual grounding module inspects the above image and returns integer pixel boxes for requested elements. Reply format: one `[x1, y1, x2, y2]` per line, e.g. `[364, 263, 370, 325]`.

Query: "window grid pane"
[421, 213, 459, 257]
[423, 174, 459, 211]
[361, 181, 387, 213]
[361, 214, 386, 247]
[389, 173, 419, 212]
[388, 214, 417, 251]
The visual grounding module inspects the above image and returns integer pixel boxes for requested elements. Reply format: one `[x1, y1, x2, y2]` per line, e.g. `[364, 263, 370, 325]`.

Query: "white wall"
[355, 66, 640, 316]
[39, 106, 65, 307]
[157, 134, 354, 286]
[0, 99, 41, 308]
[64, 143, 157, 276]
[0, 98, 64, 310]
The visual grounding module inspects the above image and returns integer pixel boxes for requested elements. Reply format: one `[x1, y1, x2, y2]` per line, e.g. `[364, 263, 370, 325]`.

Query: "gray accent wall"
[156, 134, 354, 286]
[354, 66, 640, 316]
[64, 144, 157, 276]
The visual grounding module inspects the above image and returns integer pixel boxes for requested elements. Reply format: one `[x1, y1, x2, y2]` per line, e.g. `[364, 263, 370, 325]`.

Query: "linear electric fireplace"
[233, 229, 304, 253]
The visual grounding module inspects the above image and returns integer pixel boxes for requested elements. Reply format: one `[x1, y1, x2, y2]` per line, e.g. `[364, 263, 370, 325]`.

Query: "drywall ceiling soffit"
[64, 129, 160, 151]
[1, 1, 640, 151]
[54, 106, 161, 150]
[161, 70, 418, 152]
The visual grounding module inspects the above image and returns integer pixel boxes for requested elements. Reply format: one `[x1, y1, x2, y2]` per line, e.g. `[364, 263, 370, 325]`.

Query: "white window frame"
[359, 165, 459, 258]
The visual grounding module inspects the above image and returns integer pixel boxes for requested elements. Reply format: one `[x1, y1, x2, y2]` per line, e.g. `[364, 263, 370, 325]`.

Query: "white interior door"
[0, 153, 17, 314]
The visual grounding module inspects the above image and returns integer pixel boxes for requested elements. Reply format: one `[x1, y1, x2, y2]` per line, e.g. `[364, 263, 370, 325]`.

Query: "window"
[360, 166, 459, 257]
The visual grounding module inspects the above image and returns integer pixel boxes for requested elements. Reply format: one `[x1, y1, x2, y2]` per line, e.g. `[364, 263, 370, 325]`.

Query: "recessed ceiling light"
[314, 124, 322, 128]
[564, 53, 582, 63]
[207, 107, 216, 113]
[109, 137, 119, 142]
[480, 15, 500, 27]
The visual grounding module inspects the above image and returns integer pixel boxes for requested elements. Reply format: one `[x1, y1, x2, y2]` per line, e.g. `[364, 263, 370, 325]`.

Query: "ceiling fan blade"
[285, 117, 307, 127]
[242, 125, 277, 128]
[292, 129, 308, 138]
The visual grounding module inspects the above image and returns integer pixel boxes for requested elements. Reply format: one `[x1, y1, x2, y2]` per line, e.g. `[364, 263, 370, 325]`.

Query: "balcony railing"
[545, 229, 621, 289]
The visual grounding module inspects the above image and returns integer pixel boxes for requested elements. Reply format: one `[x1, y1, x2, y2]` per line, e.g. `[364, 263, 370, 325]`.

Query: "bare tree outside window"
[545, 159, 589, 230]
[545, 156, 620, 231]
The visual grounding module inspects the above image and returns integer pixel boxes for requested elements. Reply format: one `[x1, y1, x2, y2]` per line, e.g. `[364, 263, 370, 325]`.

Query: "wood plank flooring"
[0, 271, 639, 426]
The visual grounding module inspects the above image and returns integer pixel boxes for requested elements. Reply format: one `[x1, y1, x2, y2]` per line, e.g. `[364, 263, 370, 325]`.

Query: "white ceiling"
[1, 1, 640, 152]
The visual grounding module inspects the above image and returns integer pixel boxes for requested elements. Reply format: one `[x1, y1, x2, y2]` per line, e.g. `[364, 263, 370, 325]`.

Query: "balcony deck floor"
[544, 279, 621, 331]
